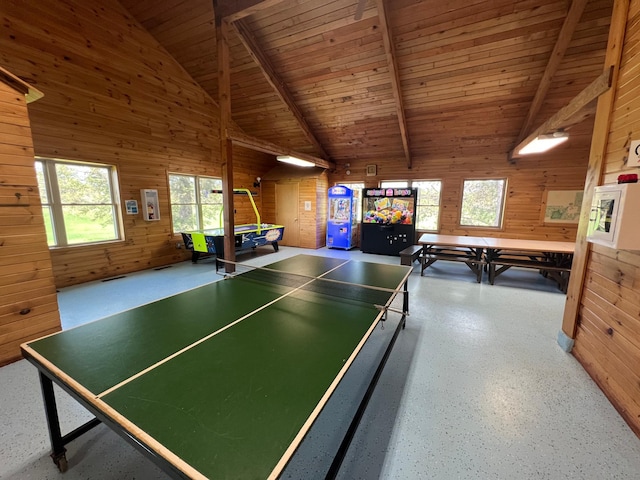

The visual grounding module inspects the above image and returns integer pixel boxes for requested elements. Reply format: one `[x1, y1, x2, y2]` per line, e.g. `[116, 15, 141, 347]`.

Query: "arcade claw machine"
[326, 185, 357, 249]
[361, 188, 417, 255]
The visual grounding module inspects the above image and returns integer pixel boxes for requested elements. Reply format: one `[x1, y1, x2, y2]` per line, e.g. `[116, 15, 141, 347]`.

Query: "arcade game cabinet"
[361, 188, 416, 255]
[326, 185, 357, 249]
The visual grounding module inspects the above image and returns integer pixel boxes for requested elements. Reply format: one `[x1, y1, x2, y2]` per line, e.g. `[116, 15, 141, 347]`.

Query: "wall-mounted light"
[518, 131, 569, 155]
[276, 155, 315, 167]
[253, 177, 261, 188]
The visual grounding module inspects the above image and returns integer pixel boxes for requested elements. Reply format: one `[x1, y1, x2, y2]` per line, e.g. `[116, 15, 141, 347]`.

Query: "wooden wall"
[261, 169, 329, 249]
[0, 76, 60, 366]
[329, 130, 592, 241]
[571, 0, 640, 437]
[0, 0, 277, 289]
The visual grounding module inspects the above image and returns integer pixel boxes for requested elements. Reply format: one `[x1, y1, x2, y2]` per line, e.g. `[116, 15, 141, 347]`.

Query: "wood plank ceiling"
[119, 0, 613, 168]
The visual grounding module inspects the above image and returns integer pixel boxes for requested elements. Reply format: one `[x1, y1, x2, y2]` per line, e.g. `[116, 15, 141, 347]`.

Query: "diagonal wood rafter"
[233, 19, 330, 160]
[515, 0, 589, 144]
[510, 68, 612, 160]
[216, 0, 285, 23]
[376, 0, 412, 169]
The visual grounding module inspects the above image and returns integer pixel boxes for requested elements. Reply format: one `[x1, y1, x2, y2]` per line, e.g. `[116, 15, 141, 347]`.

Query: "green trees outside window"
[460, 179, 506, 228]
[168, 174, 223, 233]
[35, 159, 121, 246]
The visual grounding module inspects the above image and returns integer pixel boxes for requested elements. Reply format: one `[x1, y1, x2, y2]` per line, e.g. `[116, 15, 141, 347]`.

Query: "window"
[337, 182, 364, 221]
[412, 180, 442, 231]
[380, 180, 409, 188]
[35, 158, 122, 247]
[168, 174, 222, 232]
[460, 179, 507, 227]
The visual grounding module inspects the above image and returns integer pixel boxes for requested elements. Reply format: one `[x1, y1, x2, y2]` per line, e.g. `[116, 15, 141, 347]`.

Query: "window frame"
[411, 179, 442, 232]
[36, 157, 123, 247]
[168, 173, 223, 233]
[459, 178, 507, 229]
[380, 180, 409, 188]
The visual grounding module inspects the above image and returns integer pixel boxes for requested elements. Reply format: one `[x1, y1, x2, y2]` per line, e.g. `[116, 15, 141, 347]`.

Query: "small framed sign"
[125, 200, 138, 215]
[366, 164, 377, 176]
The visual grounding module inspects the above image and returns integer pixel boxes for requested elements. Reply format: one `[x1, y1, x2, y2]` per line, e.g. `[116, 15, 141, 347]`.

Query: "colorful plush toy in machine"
[363, 207, 413, 224]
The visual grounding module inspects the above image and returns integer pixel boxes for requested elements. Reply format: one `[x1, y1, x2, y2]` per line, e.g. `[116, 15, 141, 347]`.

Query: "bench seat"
[399, 245, 423, 266]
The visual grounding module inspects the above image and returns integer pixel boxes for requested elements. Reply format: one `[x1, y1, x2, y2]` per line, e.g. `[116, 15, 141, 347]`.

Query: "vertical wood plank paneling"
[0, 80, 61, 365]
[572, 0, 640, 437]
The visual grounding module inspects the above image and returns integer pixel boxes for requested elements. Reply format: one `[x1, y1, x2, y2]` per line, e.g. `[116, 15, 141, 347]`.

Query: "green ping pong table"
[21, 254, 412, 479]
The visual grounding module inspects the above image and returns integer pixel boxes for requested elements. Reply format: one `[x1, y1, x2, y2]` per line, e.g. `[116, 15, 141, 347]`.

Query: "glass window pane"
[57, 163, 111, 204]
[412, 180, 441, 231]
[380, 181, 409, 188]
[199, 177, 223, 204]
[35, 161, 49, 203]
[202, 204, 223, 229]
[62, 205, 117, 244]
[460, 179, 506, 227]
[416, 206, 439, 230]
[169, 175, 196, 204]
[42, 206, 55, 246]
[172, 204, 198, 232]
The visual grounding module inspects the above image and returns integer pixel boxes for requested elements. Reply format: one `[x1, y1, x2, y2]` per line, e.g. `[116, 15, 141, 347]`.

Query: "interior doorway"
[275, 182, 299, 246]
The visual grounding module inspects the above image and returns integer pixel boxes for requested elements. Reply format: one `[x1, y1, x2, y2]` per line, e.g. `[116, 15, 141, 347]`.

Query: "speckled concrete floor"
[2, 247, 640, 479]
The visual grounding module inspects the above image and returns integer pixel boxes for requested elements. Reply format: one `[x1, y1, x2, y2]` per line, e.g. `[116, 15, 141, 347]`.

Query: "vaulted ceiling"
[119, 0, 613, 168]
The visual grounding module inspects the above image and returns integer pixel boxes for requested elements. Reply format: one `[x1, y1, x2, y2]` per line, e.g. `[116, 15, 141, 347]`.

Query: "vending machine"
[361, 188, 417, 255]
[326, 185, 357, 249]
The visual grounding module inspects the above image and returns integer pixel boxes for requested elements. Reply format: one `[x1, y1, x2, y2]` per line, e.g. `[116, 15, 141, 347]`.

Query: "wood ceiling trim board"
[392, 0, 506, 30]
[250, 6, 378, 50]
[121, 0, 190, 22]
[140, 3, 214, 36]
[216, 0, 286, 23]
[248, 0, 368, 33]
[264, 30, 383, 69]
[247, 0, 346, 28]
[516, 0, 590, 143]
[393, 2, 566, 48]
[268, 36, 386, 72]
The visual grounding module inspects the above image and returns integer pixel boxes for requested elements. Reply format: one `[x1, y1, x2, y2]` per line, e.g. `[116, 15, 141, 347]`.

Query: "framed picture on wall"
[125, 200, 138, 215]
[366, 164, 377, 176]
[541, 189, 583, 224]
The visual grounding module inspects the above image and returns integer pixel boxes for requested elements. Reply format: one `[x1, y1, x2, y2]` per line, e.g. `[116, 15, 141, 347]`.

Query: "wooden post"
[216, 11, 236, 272]
[561, 0, 630, 340]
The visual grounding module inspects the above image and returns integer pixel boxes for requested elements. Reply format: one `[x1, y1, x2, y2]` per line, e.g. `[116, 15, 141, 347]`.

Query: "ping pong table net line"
[96, 258, 407, 400]
[215, 257, 405, 294]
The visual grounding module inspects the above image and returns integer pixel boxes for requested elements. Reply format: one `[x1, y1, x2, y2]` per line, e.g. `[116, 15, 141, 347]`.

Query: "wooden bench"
[399, 245, 423, 267]
[487, 257, 572, 291]
[421, 246, 485, 282]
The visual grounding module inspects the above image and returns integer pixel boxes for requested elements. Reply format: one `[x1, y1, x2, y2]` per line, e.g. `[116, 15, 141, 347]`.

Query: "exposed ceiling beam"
[510, 67, 612, 161]
[516, 0, 589, 143]
[0, 66, 44, 103]
[215, 0, 285, 23]
[376, 0, 412, 169]
[229, 130, 333, 170]
[233, 19, 330, 160]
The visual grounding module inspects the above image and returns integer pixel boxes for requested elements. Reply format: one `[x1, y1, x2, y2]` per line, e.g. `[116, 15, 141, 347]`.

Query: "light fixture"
[276, 155, 315, 167]
[253, 177, 261, 188]
[518, 131, 569, 155]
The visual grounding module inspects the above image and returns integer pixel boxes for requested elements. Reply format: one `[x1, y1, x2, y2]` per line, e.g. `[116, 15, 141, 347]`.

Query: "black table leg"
[39, 372, 68, 472]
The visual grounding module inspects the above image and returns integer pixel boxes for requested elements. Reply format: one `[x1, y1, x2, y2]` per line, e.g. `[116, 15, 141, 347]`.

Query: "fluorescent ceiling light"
[276, 155, 315, 167]
[518, 132, 569, 155]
